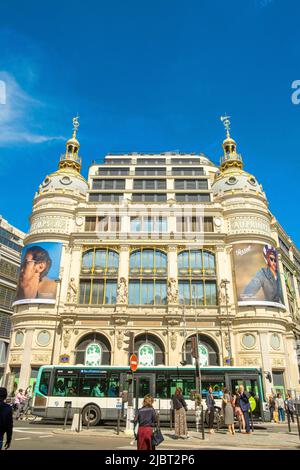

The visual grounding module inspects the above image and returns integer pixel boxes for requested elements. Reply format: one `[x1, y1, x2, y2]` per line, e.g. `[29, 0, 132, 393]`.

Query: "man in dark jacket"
[237, 385, 251, 434]
[0, 387, 13, 450]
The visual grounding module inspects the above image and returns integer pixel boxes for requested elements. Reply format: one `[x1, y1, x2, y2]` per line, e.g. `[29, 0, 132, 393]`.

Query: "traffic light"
[191, 336, 199, 359]
[123, 331, 135, 355]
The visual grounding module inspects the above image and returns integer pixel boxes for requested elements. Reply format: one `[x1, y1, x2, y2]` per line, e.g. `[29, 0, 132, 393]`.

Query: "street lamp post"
[50, 279, 62, 365]
[220, 279, 232, 365]
[192, 286, 202, 399]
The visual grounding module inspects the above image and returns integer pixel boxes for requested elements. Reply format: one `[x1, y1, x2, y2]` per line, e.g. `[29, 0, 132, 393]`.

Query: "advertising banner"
[13, 242, 62, 306]
[233, 243, 285, 308]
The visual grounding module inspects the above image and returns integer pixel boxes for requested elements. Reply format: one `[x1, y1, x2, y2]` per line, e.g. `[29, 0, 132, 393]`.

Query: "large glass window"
[129, 249, 167, 305]
[132, 193, 167, 202]
[178, 250, 217, 305]
[175, 193, 210, 203]
[79, 249, 118, 305]
[174, 179, 208, 190]
[130, 216, 167, 233]
[133, 180, 166, 190]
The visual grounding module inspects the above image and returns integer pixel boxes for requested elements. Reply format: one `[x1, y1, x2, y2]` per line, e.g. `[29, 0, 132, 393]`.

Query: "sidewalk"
[52, 423, 300, 450]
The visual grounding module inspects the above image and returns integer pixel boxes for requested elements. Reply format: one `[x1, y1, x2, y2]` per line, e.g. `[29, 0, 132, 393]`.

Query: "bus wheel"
[82, 404, 101, 426]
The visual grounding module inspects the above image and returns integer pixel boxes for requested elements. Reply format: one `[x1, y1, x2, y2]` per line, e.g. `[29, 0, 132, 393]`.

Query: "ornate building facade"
[0, 216, 24, 384]
[5, 117, 300, 398]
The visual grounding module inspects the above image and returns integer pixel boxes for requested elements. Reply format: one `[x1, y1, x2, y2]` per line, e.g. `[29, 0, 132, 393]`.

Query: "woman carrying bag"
[134, 395, 158, 450]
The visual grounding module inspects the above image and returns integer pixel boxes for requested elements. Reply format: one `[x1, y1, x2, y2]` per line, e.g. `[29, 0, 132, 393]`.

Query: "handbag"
[152, 426, 164, 447]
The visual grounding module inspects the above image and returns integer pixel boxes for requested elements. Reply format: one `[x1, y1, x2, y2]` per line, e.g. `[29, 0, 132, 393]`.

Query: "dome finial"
[58, 116, 82, 173]
[219, 115, 243, 171]
[72, 115, 80, 139]
[220, 114, 231, 139]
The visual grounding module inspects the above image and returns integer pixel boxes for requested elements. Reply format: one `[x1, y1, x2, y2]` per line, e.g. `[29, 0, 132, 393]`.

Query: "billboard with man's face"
[233, 243, 285, 308]
[13, 242, 63, 306]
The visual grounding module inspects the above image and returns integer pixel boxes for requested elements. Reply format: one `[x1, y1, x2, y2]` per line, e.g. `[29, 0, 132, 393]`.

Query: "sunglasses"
[269, 256, 276, 262]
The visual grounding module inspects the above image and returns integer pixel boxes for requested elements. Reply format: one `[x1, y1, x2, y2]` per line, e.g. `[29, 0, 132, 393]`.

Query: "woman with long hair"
[172, 387, 188, 439]
[222, 388, 235, 435]
[134, 395, 157, 450]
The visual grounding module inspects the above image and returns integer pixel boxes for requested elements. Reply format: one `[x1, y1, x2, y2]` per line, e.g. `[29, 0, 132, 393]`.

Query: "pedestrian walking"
[284, 394, 295, 423]
[206, 386, 215, 434]
[268, 394, 275, 422]
[232, 391, 246, 433]
[14, 389, 26, 420]
[238, 385, 251, 434]
[23, 385, 33, 415]
[276, 393, 285, 422]
[172, 387, 188, 439]
[222, 388, 235, 435]
[134, 395, 157, 450]
[0, 387, 13, 450]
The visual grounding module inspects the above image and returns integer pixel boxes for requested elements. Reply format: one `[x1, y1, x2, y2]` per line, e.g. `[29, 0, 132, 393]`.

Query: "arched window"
[79, 248, 119, 304]
[182, 334, 219, 366]
[128, 249, 167, 305]
[75, 333, 111, 365]
[134, 333, 165, 365]
[178, 250, 217, 305]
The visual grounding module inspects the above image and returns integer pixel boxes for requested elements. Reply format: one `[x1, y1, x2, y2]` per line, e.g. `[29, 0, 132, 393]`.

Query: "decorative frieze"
[228, 215, 270, 236]
[30, 215, 69, 233]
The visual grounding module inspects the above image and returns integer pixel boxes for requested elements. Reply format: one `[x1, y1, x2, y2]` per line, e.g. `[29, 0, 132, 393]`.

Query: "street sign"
[130, 354, 138, 372]
[116, 400, 122, 409]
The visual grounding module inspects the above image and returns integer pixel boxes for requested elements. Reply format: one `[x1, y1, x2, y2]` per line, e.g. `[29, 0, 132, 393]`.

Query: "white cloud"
[0, 72, 65, 146]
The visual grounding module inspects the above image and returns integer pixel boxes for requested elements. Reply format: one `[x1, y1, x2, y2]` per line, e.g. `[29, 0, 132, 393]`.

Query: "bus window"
[202, 381, 225, 398]
[107, 374, 120, 397]
[53, 374, 79, 397]
[39, 370, 51, 396]
[79, 374, 107, 397]
[156, 377, 168, 399]
[170, 376, 195, 399]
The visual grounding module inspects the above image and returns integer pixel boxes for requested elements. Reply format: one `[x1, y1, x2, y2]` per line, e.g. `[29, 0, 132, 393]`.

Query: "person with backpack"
[0, 387, 13, 450]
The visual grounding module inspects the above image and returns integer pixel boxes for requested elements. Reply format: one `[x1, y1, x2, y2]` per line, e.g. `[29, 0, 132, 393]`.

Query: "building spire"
[59, 116, 82, 173]
[219, 115, 243, 171]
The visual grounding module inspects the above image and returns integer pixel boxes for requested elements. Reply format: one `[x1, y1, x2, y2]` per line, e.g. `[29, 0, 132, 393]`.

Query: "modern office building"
[5, 117, 300, 399]
[0, 216, 24, 385]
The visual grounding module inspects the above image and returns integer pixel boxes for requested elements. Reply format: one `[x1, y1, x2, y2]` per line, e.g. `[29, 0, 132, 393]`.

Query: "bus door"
[134, 374, 155, 410]
[230, 376, 261, 418]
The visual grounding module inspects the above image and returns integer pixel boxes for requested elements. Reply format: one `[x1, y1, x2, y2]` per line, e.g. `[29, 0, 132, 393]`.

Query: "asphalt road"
[5, 419, 300, 450]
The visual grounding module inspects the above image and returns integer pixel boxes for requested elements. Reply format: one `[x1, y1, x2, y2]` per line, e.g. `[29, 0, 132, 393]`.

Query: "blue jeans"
[278, 407, 285, 422]
[0, 432, 3, 450]
[243, 410, 251, 433]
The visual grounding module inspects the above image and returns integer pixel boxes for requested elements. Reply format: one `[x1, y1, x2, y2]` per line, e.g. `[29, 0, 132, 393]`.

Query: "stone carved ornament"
[67, 278, 78, 303]
[170, 331, 177, 350]
[63, 329, 72, 348]
[167, 278, 178, 304]
[117, 331, 124, 349]
[116, 277, 128, 304]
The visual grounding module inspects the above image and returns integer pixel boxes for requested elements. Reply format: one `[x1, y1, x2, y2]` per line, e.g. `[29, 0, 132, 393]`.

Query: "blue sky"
[0, 0, 299, 245]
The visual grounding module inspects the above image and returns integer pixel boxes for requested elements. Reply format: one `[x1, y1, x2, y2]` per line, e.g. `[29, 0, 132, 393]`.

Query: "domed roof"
[39, 168, 88, 195]
[212, 168, 265, 197]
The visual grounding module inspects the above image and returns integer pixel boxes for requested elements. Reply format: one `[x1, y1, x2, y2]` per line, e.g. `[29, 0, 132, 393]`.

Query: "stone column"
[259, 331, 273, 396]
[118, 245, 130, 281]
[18, 328, 35, 389]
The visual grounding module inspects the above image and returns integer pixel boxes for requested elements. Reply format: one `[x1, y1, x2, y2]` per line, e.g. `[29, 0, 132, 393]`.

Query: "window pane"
[82, 251, 93, 269]
[79, 281, 91, 304]
[155, 281, 167, 304]
[205, 281, 217, 305]
[129, 280, 140, 304]
[105, 280, 117, 304]
[178, 281, 190, 305]
[191, 281, 204, 305]
[94, 250, 106, 269]
[141, 280, 154, 304]
[142, 249, 154, 268]
[91, 280, 104, 304]
[155, 250, 167, 269]
[107, 251, 119, 268]
[130, 251, 141, 269]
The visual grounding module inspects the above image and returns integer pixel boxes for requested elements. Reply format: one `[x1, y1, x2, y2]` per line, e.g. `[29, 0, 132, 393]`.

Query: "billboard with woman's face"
[13, 242, 62, 306]
[233, 243, 285, 308]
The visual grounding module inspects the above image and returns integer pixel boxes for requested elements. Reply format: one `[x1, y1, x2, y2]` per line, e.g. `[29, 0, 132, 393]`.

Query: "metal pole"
[221, 279, 232, 364]
[87, 405, 91, 430]
[63, 403, 70, 430]
[250, 409, 254, 433]
[117, 409, 121, 435]
[287, 407, 291, 433]
[201, 404, 205, 440]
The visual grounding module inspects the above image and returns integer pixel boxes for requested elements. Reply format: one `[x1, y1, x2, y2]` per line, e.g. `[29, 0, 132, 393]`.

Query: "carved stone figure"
[63, 329, 71, 348]
[218, 287, 227, 305]
[117, 331, 124, 349]
[167, 278, 178, 304]
[170, 331, 177, 350]
[67, 277, 77, 303]
[116, 277, 128, 304]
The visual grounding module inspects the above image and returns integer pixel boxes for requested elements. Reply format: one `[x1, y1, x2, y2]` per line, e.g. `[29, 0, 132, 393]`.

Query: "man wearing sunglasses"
[16, 246, 57, 300]
[242, 245, 284, 304]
